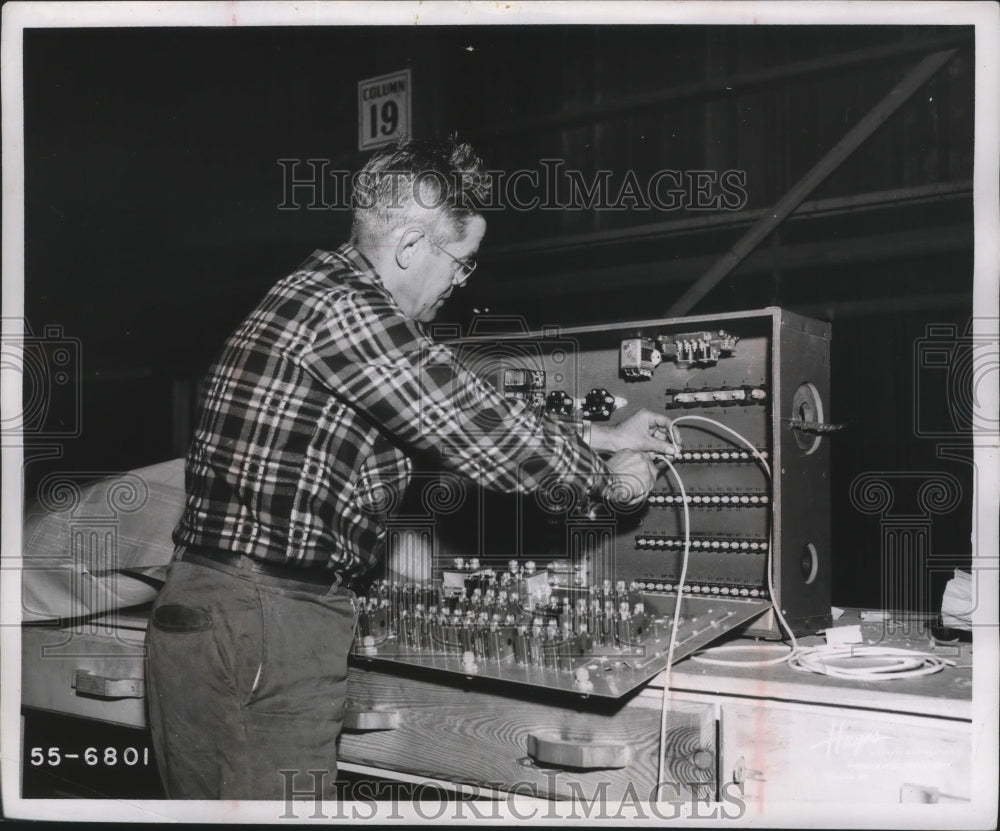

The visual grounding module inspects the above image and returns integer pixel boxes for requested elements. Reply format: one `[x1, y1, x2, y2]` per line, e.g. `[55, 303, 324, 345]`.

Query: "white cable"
[655, 455, 690, 787]
[668, 414, 798, 663]
[667, 414, 950, 679]
[667, 414, 771, 479]
[787, 644, 954, 680]
[691, 643, 793, 667]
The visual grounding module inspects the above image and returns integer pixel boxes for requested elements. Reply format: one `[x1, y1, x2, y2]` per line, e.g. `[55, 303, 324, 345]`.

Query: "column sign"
[358, 69, 411, 151]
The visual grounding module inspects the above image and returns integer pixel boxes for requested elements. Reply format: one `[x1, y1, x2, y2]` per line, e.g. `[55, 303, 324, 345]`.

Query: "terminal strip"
[664, 385, 767, 409]
[634, 535, 769, 552]
[647, 491, 770, 507]
[672, 448, 768, 463]
[634, 580, 769, 599]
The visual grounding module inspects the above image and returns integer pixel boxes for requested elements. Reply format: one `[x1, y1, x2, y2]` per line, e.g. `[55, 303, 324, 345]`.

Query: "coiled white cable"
[787, 645, 955, 679]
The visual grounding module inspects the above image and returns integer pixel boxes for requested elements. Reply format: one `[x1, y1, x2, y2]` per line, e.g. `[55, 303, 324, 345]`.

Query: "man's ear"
[395, 228, 425, 270]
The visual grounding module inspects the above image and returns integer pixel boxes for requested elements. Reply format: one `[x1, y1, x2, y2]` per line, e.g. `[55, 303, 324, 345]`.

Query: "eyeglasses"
[424, 235, 477, 285]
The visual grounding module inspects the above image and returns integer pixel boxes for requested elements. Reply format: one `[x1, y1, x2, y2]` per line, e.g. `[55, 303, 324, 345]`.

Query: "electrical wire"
[649, 409, 952, 785]
[667, 414, 950, 680]
[667, 414, 771, 479]
[690, 643, 793, 667]
[787, 645, 955, 679]
[654, 454, 690, 787]
[650, 414, 781, 785]
[670, 415, 796, 664]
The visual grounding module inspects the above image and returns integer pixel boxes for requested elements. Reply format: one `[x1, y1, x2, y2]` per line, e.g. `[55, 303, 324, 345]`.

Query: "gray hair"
[350, 137, 491, 250]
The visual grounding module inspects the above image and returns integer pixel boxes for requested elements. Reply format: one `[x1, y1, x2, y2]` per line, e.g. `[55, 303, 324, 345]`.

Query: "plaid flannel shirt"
[173, 244, 610, 574]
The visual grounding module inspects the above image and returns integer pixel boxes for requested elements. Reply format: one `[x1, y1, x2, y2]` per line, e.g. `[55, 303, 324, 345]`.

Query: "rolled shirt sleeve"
[305, 285, 611, 499]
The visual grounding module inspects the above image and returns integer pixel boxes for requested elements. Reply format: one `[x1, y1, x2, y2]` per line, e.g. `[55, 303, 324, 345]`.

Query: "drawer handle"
[526, 732, 631, 770]
[72, 670, 145, 699]
[342, 707, 400, 731]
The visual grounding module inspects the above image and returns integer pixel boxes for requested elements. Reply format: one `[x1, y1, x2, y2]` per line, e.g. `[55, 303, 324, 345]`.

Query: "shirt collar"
[325, 243, 385, 289]
[316, 243, 423, 329]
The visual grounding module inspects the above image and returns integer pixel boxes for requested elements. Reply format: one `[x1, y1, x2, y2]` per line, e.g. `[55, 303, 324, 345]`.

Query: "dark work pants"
[145, 555, 357, 800]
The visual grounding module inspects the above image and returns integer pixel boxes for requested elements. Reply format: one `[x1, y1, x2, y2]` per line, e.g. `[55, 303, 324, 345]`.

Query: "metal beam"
[471, 33, 970, 143]
[485, 180, 971, 259]
[484, 224, 971, 299]
[666, 49, 958, 318]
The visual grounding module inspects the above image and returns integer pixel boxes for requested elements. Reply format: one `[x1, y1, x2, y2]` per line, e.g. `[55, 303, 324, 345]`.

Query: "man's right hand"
[603, 449, 658, 508]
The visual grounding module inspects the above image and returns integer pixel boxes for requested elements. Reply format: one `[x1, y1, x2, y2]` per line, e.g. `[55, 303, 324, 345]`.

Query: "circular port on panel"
[791, 382, 824, 454]
[800, 543, 819, 584]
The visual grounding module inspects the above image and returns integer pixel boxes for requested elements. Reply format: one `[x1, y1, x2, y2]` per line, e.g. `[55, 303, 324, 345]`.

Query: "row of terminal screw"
[647, 492, 769, 506]
[635, 536, 769, 552]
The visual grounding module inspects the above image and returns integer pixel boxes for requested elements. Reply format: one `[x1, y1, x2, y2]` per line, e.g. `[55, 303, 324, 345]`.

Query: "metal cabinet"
[718, 697, 971, 804]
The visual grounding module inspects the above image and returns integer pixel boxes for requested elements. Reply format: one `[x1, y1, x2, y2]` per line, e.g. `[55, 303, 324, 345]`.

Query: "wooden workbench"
[338, 610, 972, 805]
[20, 609, 973, 805]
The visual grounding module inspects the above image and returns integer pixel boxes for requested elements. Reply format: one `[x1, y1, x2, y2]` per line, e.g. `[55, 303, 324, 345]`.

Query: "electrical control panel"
[352, 308, 833, 699]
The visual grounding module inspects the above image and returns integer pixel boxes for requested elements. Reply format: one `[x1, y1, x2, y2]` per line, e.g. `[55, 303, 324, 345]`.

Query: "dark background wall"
[20, 24, 975, 611]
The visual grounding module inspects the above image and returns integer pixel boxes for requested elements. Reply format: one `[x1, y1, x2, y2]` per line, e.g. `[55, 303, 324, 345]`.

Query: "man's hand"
[604, 449, 659, 508]
[590, 409, 680, 456]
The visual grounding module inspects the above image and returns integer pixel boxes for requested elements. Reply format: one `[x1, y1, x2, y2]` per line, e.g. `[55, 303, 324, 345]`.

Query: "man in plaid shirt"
[146, 137, 678, 800]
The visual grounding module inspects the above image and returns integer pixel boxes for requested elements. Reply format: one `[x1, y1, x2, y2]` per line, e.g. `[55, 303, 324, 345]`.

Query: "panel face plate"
[426, 313, 789, 604]
[356, 308, 830, 695]
[353, 595, 769, 698]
